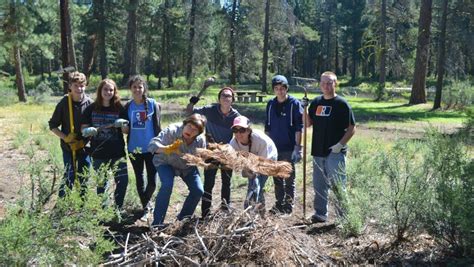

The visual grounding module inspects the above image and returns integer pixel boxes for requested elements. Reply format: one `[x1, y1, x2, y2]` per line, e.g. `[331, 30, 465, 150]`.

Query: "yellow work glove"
[64, 133, 85, 151]
[163, 139, 183, 155]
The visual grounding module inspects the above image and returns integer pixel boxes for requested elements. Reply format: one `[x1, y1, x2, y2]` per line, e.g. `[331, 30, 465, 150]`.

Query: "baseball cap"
[232, 115, 250, 129]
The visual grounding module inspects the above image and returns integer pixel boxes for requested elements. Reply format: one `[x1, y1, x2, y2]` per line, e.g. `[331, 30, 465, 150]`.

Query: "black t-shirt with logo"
[308, 95, 355, 157]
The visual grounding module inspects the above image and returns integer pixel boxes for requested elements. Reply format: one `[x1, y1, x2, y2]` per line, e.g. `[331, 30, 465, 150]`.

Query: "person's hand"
[114, 119, 129, 128]
[242, 168, 256, 179]
[81, 127, 98, 138]
[291, 145, 303, 163]
[329, 142, 345, 153]
[301, 96, 309, 107]
[189, 96, 199, 105]
[163, 139, 183, 155]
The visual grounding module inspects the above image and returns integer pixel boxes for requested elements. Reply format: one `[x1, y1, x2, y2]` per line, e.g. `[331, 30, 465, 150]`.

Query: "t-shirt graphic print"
[315, 106, 332, 117]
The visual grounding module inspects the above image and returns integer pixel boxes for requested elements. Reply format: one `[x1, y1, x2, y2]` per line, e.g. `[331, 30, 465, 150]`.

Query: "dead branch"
[183, 143, 293, 178]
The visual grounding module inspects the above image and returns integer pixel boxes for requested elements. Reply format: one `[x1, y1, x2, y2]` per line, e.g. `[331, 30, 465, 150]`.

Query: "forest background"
[0, 0, 472, 265]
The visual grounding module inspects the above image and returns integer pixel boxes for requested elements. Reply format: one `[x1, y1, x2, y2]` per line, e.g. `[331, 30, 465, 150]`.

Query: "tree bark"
[65, 0, 77, 70]
[14, 45, 27, 102]
[60, 0, 70, 93]
[122, 0, 139, 85]
[97, 0, 108, 79]
[410, 0, 432, 105]
[82, 33, 97, 79]
[377, 0, 387, 101]
[261, 0, 270, 93]
[229, 0, 238, 85]
[433, 0, 448, 110]
[186, 0, 197, 81]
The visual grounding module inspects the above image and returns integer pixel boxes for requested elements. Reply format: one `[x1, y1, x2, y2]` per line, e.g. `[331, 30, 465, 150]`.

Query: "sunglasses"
[221, 93, 233, 98]
[232, 127, 247, 133]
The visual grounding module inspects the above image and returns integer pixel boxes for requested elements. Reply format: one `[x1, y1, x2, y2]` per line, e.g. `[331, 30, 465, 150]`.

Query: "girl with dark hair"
[229, 116, 278, 210]
[81, 79, 129, 209]
[148, 114, 207, 226]
[122, 75, 162, 221]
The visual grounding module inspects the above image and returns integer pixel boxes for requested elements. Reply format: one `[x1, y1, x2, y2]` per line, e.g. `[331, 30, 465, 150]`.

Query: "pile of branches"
[103, 208, 330, 265]
[183, 143, 293, 178]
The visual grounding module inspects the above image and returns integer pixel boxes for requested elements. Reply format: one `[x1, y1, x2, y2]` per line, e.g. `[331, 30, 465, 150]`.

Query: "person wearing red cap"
[229, 116, 278, 210]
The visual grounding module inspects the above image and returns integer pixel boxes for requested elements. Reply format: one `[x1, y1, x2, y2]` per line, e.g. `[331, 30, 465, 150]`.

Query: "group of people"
[48, 70, 355, 227]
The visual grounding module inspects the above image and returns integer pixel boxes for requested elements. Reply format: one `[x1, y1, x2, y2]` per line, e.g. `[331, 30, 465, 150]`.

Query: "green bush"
[422, 129, 474, 256]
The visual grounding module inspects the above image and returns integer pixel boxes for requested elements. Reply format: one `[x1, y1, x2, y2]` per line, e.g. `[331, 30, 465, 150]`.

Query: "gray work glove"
[291, 145, 303, 163]
[329, 142, 345, 153]
[189, 96, 199, 105]
[114, 119, 129, 128]
[81, 127, 98, 138]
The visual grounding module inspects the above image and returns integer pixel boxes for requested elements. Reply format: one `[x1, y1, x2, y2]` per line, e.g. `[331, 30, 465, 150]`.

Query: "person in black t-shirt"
[305, 71, 356, 223]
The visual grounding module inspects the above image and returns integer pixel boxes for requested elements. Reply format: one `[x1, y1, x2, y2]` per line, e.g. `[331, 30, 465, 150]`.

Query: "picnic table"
[235, 90, 267, 103]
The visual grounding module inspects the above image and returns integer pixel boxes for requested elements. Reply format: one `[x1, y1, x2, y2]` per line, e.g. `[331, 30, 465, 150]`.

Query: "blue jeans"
[59, 148, 90, 198]
[152, 165, 204, 225]
[312, 152, 347, 221]
[273, 151, 295, 210]
[93, 157, 129, 208]
[244, 175, 268, 208]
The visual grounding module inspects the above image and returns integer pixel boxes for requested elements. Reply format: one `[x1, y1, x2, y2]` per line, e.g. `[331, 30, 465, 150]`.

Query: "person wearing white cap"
[229, 116, 278, 210]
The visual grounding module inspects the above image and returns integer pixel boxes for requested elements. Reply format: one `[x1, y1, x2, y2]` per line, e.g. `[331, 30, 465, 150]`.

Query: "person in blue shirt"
[122, 75, 162, 221]
[187, 87, 240, 217]
[265, 75, 304, 215]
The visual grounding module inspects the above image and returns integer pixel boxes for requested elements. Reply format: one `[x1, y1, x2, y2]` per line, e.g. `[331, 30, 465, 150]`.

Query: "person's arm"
[339, 124, 355, 145]
[49, 99, 66, 140]
[51, 128, 67, 140]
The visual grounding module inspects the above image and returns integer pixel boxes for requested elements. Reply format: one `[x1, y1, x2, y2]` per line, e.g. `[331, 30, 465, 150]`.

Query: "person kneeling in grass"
[148, 114, 207, 226]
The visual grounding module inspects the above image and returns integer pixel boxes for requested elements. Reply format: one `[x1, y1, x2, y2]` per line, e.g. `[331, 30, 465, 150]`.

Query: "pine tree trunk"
[377, 0, 387, 101]
[186, 0, 196, 81]
[97, 0, 108, 79]
[122, 0, 139, 85]
[83, 34, 97, 79]
[65, 0, 77, 70]
[229, 0, 237, 85]
[14, 45, 27, 102]
[433, 0, 448, 110]
[60, 0, 70, 93]
[410, 0, 432, 104]
[261, 0, 270, 93]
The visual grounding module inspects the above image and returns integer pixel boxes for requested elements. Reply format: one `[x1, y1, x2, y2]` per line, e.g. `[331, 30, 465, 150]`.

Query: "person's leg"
[59, 149, 73, 197]
[312, 156, 330, 222]
[130, 152, 147, 207]
[279, 151, 295, 213]
[256, 175, 268, 205]
[152, 165, 175, 225]
[245, 177, 258, 209]
[178, 167, 204, 220]
[202, 168, 217, 217]
[272, 176, 284, 211]
[76, 152, 91, 197]
[326, 152, 347, 218]
[113, 158, 129, 209]
[143, 152, 157, 208]
[220, 169, 232, 209]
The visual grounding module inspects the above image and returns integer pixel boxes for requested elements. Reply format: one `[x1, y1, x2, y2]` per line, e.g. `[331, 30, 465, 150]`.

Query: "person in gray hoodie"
[148, 114, 207, 226]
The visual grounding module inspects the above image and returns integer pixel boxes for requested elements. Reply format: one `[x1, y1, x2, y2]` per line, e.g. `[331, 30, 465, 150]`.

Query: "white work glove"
[291, 145, 303, 163]
[81, 127, 98, 138]
[114, 119, 129, 128]
[329, 142, 345, 153]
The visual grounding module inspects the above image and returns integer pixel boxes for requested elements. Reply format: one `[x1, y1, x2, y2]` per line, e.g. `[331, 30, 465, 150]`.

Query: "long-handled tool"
[67, 93, 79, 184]
[196, 77, 216, 99]
[302, 84, 309, 218]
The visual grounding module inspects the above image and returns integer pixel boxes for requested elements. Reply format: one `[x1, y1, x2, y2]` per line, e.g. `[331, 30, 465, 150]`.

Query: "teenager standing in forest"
[306, 71, 356, 223]
[186, 87, 240, 217]
[81, 79, 129, 209]
[148, 114, 207, 226]
[122, 75, 161, 221]
[265, 75, 304, 215]
[49, 71, 92, 197]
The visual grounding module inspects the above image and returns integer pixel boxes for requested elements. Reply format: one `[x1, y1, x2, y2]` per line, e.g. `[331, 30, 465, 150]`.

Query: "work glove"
[242, 168, 256, 179]
[189, 96, 200, 105]
[114, 119, 129, 128]
[163, 139, 183, 155]
[291, 145, 303, 163]
[81, 127, 98, 138]
[301, 96, 309, 107]
[63, 133, 78, 144]
[329, 142, 345, 153]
